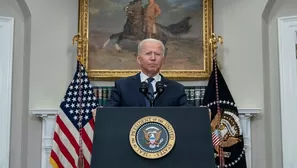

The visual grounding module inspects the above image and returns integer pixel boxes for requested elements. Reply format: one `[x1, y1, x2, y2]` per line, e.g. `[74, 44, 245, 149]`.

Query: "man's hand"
[92, 109, 96, 122]
[92, 106, 103, 122]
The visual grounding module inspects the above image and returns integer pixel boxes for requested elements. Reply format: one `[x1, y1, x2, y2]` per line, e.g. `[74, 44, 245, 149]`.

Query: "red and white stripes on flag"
[50, 112, 95, 168]
[212, 129, 222, 146]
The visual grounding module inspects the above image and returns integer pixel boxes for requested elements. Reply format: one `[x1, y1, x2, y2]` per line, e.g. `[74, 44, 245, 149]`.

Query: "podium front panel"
[91, 107, 215, 168]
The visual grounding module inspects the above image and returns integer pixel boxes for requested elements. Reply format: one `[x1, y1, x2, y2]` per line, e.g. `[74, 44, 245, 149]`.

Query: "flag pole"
[209, 33, 224, 168]
[72, 34, 86, 168]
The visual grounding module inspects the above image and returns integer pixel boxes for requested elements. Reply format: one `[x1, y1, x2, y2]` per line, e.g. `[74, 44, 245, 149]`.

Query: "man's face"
[137, 41, 165, 76]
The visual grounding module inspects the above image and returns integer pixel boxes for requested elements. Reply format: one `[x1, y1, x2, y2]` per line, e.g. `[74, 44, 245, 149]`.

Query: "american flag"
[50, 61, 98, 168]
[212, 129, 222, 146]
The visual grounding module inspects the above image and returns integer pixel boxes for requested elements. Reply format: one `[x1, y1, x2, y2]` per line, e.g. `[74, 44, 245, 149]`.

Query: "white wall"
[25, 0, 78, 108]
[3, 0, 296, 167]
[24, 0, 78, 167]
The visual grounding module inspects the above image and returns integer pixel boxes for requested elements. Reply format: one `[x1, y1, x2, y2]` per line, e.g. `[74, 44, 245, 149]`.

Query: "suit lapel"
[131, 73, 146, 106]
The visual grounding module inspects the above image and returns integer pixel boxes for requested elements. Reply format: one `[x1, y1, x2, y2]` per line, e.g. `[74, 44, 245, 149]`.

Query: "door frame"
[278, 15, 297, 168]
[0, 16, 14, 168]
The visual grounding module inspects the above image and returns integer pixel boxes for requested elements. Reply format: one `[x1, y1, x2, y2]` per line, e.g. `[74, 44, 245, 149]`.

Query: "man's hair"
[137, 38, 165, 56]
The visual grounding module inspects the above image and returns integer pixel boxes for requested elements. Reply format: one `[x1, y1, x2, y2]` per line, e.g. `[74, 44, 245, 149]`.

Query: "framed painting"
[77, 0, 214, 80]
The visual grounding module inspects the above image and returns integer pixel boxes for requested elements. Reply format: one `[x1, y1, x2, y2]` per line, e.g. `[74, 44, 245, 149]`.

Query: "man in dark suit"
[106, 38, 187, 107]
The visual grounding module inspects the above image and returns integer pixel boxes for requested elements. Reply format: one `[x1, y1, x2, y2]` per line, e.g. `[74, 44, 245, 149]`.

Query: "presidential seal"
[207, 100, 246, 167]
[129, 116, 176, 159]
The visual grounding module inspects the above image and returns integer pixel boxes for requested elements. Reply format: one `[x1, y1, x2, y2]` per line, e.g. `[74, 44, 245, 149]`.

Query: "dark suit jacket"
[106, 73, 188, 107]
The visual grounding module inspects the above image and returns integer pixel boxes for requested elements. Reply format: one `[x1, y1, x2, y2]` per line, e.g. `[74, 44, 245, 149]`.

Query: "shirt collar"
[140, 72, 161, 82]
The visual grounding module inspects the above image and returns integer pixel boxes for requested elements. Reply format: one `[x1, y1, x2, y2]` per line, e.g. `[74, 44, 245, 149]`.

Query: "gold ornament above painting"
[74, 0, 214, 81]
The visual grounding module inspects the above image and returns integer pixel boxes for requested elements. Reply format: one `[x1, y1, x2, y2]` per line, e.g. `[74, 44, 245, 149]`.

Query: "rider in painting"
[102, 0, 192, 52]
[143, 0, 161, 38]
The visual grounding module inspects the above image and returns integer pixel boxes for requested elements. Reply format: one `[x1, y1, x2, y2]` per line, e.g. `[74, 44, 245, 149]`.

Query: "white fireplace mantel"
[31, 108, 260, 168]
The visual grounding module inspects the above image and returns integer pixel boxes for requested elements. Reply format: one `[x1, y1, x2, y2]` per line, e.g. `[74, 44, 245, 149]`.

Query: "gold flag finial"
[72, 33, 87, 65]
[209, 33, 223, 54]
[209, 33, 223, 69]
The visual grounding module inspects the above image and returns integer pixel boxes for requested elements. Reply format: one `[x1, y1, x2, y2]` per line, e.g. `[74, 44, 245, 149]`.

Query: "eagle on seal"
[144, 130, 162, 145]
[210, 110, 242, 153]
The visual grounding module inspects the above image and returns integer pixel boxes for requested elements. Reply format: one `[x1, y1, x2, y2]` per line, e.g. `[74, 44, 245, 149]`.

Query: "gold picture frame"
[76, 0, 214, 81]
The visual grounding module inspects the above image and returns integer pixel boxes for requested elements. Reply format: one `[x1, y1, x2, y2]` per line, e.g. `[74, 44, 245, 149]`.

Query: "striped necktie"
[145, 77, 154, 107]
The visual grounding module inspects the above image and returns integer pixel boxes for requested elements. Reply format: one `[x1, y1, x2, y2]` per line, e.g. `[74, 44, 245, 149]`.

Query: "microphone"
[153, 81, 166, 105]
[155, 81, 165, 94]
[139, 81, 153, 107]
[139, 81, 148, 94]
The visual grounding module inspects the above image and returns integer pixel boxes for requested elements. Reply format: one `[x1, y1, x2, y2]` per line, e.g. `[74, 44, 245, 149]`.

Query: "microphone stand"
[144, 93, 154, 107]
[152, 92, 159, 106]
[152, 83, 165, 106]
[139, 82, 165, 107]
[139, 82, 154, 107]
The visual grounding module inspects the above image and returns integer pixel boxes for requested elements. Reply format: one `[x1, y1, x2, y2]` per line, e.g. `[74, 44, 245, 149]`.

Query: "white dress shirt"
[140, 72, 161, 94]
